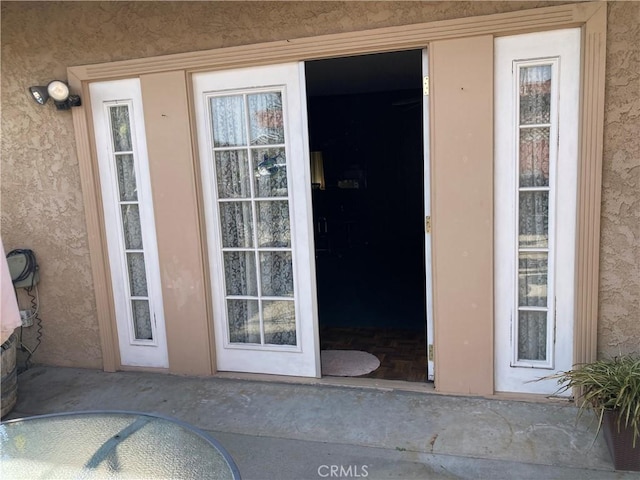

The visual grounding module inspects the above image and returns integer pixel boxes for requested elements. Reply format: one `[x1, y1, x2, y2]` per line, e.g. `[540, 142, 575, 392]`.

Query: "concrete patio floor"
[4, 366, 639, 479]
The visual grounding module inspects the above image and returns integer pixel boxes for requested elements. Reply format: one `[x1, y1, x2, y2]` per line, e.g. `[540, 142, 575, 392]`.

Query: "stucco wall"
[599, 1, 640, 357]
[1, 1, 637, 368]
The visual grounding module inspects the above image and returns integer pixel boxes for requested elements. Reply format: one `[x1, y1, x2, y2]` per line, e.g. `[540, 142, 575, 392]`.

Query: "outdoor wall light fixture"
[29, 80, 81, 110]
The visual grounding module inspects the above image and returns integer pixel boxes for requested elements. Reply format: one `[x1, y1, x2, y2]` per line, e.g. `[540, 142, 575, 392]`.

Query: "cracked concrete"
[4, 366, 639, 479]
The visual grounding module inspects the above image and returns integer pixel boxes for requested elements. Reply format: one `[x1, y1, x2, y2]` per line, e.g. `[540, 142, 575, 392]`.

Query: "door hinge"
[425, 216, 431, 233]
[428, 344, 434, 361]
[423, 76, 430, 96]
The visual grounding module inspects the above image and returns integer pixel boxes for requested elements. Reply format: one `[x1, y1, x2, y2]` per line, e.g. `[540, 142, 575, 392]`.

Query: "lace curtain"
[110, 105, 153, 341]
[211, 93, 296, 346]
[517, 65, 552, 361]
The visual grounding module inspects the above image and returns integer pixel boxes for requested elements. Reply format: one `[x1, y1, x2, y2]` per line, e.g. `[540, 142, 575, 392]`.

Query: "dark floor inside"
[314, 247, 428, 383]
[320, 326, 427, 382]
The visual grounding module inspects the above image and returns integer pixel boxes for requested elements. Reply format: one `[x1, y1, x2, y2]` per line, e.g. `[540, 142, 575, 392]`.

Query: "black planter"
[603, 410, 640, 471]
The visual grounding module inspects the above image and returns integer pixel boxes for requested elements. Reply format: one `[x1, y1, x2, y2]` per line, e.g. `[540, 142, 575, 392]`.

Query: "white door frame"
[422, 48, 435, 381]
[193, 62, 320, 378]
[494, 28, 581, 394]
[90, 78, 169, 368]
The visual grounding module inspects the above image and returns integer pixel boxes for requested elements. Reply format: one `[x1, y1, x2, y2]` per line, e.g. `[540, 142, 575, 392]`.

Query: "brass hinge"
[423, 76, 429, 96]
[425, 216, 431, 233]
[428, 344, 434, 361]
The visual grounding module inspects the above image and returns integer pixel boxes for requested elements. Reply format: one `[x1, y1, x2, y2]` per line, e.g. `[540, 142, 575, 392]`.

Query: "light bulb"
[47, 81, 69, 102]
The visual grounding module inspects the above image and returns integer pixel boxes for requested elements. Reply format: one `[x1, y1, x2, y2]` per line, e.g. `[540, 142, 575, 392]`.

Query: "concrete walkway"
[5, 367, 639, 479]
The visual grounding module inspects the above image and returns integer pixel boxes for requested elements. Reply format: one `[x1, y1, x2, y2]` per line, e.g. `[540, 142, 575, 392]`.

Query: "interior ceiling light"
[28, 80, 81, 110]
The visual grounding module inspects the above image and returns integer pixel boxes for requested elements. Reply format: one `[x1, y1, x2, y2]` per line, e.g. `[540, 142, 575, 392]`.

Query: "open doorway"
[305, 51, 428, 382]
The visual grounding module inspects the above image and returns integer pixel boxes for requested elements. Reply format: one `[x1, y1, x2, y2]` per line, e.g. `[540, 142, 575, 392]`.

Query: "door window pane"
[127, 252, 148, 297]
[518, 311, 547, 361]
[253, 148, 288, 197]
[256, 201, 291, 247]
[260, 251, 294, 297]
[211, 95, 247, 148]
[224, 251, 258, 296]
[227, 299, 260, 344]
[110, 106, 132, 152]
[121, 204, 143, 250]
[215, 150, 251, 199]
[519, 191, 549, 248]
[519, 65, 552, 125]
[518, 253, 548, 307]
[248, 93, 284, 145]
[132, 300, 152, 340]
[116, 154, 137, 201]
[263, 300, 296, 345]
[519, 128, 550, 187]
[219, 202, 254, 248]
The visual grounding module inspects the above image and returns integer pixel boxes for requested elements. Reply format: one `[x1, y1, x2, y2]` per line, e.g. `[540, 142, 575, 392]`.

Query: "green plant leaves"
[543, 356, 640, 448]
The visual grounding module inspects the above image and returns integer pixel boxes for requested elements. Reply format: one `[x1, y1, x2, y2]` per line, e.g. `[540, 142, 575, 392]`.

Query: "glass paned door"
[494, 28, 580, 394]
[90, 79, 168, 368]
[194, 63, 319, 377]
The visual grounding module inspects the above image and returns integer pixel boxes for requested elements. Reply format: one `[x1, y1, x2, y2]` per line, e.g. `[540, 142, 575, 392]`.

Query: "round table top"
[0, 411, 241, 479]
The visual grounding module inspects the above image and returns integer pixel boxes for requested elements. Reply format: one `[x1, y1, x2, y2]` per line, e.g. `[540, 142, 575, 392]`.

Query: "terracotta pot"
[602, 410, 640, 471]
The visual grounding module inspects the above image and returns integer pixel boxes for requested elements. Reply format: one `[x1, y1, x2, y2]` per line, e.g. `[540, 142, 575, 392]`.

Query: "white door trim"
[422, 48, 435, 382]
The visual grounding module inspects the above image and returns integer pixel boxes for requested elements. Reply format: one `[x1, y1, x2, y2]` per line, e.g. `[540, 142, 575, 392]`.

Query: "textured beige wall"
[598, 1, 640, 358]
[430, 35, 494, 394]
[1, 1, 637, 368]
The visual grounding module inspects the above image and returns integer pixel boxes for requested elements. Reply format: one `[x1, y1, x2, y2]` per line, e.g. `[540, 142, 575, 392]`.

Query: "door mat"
[321, 350, 380, 377]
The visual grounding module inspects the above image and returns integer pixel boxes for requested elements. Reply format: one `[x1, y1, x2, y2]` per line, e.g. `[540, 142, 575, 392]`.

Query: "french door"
[193, 63, 320, 377]
[494, 29, 581, 394]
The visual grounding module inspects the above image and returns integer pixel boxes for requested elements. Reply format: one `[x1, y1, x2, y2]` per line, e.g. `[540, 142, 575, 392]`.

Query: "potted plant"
[548, 355, 640, 471]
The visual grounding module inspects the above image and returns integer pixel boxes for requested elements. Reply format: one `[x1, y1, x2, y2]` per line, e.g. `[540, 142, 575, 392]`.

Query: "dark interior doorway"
[305, 51, 428, 382]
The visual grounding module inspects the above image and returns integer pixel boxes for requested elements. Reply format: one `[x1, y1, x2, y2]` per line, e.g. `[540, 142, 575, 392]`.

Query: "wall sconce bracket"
[28, 80, 82, 110]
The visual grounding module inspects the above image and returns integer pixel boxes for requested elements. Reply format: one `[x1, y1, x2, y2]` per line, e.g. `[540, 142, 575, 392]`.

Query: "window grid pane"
[116, 154, 137, 201]
[108, 105, 154, 342]
[518, 311, 547, 361]
[252, 148, 288, 197]
[210, 90, 296, 347]
[518, 253, 548, 307]
[519, 191, 549, 249]
[211, 95, 247, 148]
[110, 105, 133, 152]
[132, 300, 152, 341]
[515, 63, 555, 365]
[519, 128, 550, 187]
[263, 300, 296, 346]
[519, 65, 552, 125]
[215, 150, 251, 199]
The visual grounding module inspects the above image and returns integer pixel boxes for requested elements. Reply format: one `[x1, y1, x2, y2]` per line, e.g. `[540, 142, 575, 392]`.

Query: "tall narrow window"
[91, 78, 168, 368]
[514, 60, 558, 367]
[107, 103, 155, 343]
